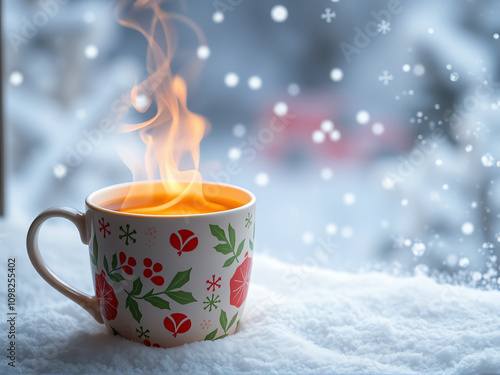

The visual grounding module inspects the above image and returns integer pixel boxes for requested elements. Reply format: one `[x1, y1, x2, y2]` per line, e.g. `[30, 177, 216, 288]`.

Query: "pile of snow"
[2, 221, 500, 374]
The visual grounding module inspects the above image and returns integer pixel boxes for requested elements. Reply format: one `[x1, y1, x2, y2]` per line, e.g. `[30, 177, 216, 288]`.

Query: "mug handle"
[26, 207, 104, 324]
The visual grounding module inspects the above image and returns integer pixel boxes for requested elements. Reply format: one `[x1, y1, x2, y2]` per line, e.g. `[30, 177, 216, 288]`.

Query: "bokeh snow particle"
[465, 145, 473, 152]
[329, 130, 341, 141]
[401, 199, 409, 206]
[382, 177, 395, 190]
[330, 68, 343, 82]
[287, 83, 300, 96]
[9, 71, 24, 86]
[75, 109, 87, 120]
[325, 223, 337, 235]
[356, 110, 370, 125]
[413, 64, 425, 76]
[341, 226, 353, 238]
[212, 11, 224, 23]
[83, 11, 95, 23]
[224, 72, 239, 87]
[427, 28, 434, 34]
[411, 242, 426, 257]
[461, 222, 474, 235]
[273, 101, 288, 116]
[450, 72, 459, 82]
[84, 45, 99, 59]
[481, 153, 495, 167]
[197, 45, 210, 60]
[321, 167, 333, 180]
[372, 122, 385, 135]
[134, 94, 150, 111]
[312, 130, 326, 144]
[321, 120, 334, 132]
[459, 257, 470, 268]
[233, 124, 246, 138]
[494, 33, 499, 40]
[228, 147, 241, 161]
[255, 172, 269, 186]
[402, 64, 411, 72]
[53, 163, 68, 179]
[343, 193, 356, 205]
[271, 5, 288, 22]
[302, 231, 315, 245]
[248, 76, 262, 90]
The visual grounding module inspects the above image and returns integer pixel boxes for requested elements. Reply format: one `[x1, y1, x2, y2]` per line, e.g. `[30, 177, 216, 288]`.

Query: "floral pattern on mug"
[95, 271, 119, 321]
[169, 229, 198, 256]
[229, 255, 252, 308]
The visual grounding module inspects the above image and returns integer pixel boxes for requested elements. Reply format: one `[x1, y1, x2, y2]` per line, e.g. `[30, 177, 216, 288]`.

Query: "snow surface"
[2, 221, 500, 374]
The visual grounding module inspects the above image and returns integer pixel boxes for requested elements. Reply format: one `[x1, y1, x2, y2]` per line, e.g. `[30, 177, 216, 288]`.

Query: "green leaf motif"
[108, 272, 125, 282]
[215, 334, 229, 340]
[130, 278, 143, 296]
[110, 326, 121, 336]
[228, 224, 236, 250]
[144, 295, 171, 310]
[165, 290, 197, 305]
[214, 243, 233, 255]
[249, 240, 254, 251]
[204, 329, 218, 341]
[103, 255, 109, 274]
[209, 224, 227, 242]
[220, 309, 228, 331]
[227, 312, 238, 331]
[236, 240, 245, 258]
[223, 256, 236, 268]
[126, 296, 142, 323]
[111, 253, 118, 270]
[166, 269, 192, 292]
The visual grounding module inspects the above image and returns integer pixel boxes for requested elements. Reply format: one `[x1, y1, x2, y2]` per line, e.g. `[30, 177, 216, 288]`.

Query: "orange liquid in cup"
[100, 183, 247, 215]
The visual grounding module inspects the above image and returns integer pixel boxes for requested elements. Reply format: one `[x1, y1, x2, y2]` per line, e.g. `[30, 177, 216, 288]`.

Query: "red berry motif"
[229, 255, 253, 308]
[119, 252, 136, 275]
[143, 340, 161, 348]
[143, 258, 164, 286]
[170, 230, 198, 256]
[164, 313, 191, 338]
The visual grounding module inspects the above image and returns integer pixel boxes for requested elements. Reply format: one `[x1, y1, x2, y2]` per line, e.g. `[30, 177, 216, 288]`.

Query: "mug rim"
[86, 181, 256, 218]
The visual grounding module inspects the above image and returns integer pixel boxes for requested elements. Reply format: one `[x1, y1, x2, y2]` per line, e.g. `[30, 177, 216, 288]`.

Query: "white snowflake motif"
[378, 70, 393, 85]
[377, 20, 391, 34]
[321, 8, 336, 23]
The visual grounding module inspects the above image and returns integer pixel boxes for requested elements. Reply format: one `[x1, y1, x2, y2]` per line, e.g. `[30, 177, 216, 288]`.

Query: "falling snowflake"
[377, 20, 391, 34]
[136, 326, 150, 339]
[245, 213, 253, 228]
[378, 70, 393, 85]
[203, 294, 221, 312]
[321, 8, 336, 23]
[119, 224, 137, 246]
[206, 275, 222, 292]
[98, 217, 111, 238]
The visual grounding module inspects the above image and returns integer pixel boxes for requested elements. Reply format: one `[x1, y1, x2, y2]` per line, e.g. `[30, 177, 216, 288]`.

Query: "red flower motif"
[230, 256, 253, 308]
[169, 230, 198, 256]
[164, 313, 191, 338]
[95, 271, 119, 321]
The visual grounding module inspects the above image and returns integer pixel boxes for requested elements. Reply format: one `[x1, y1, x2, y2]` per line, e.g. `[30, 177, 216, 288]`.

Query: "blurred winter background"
[3, 0, 500, 285]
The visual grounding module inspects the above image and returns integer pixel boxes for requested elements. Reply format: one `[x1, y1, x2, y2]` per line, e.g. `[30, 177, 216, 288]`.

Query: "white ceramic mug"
[27, 181, 256, 348]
